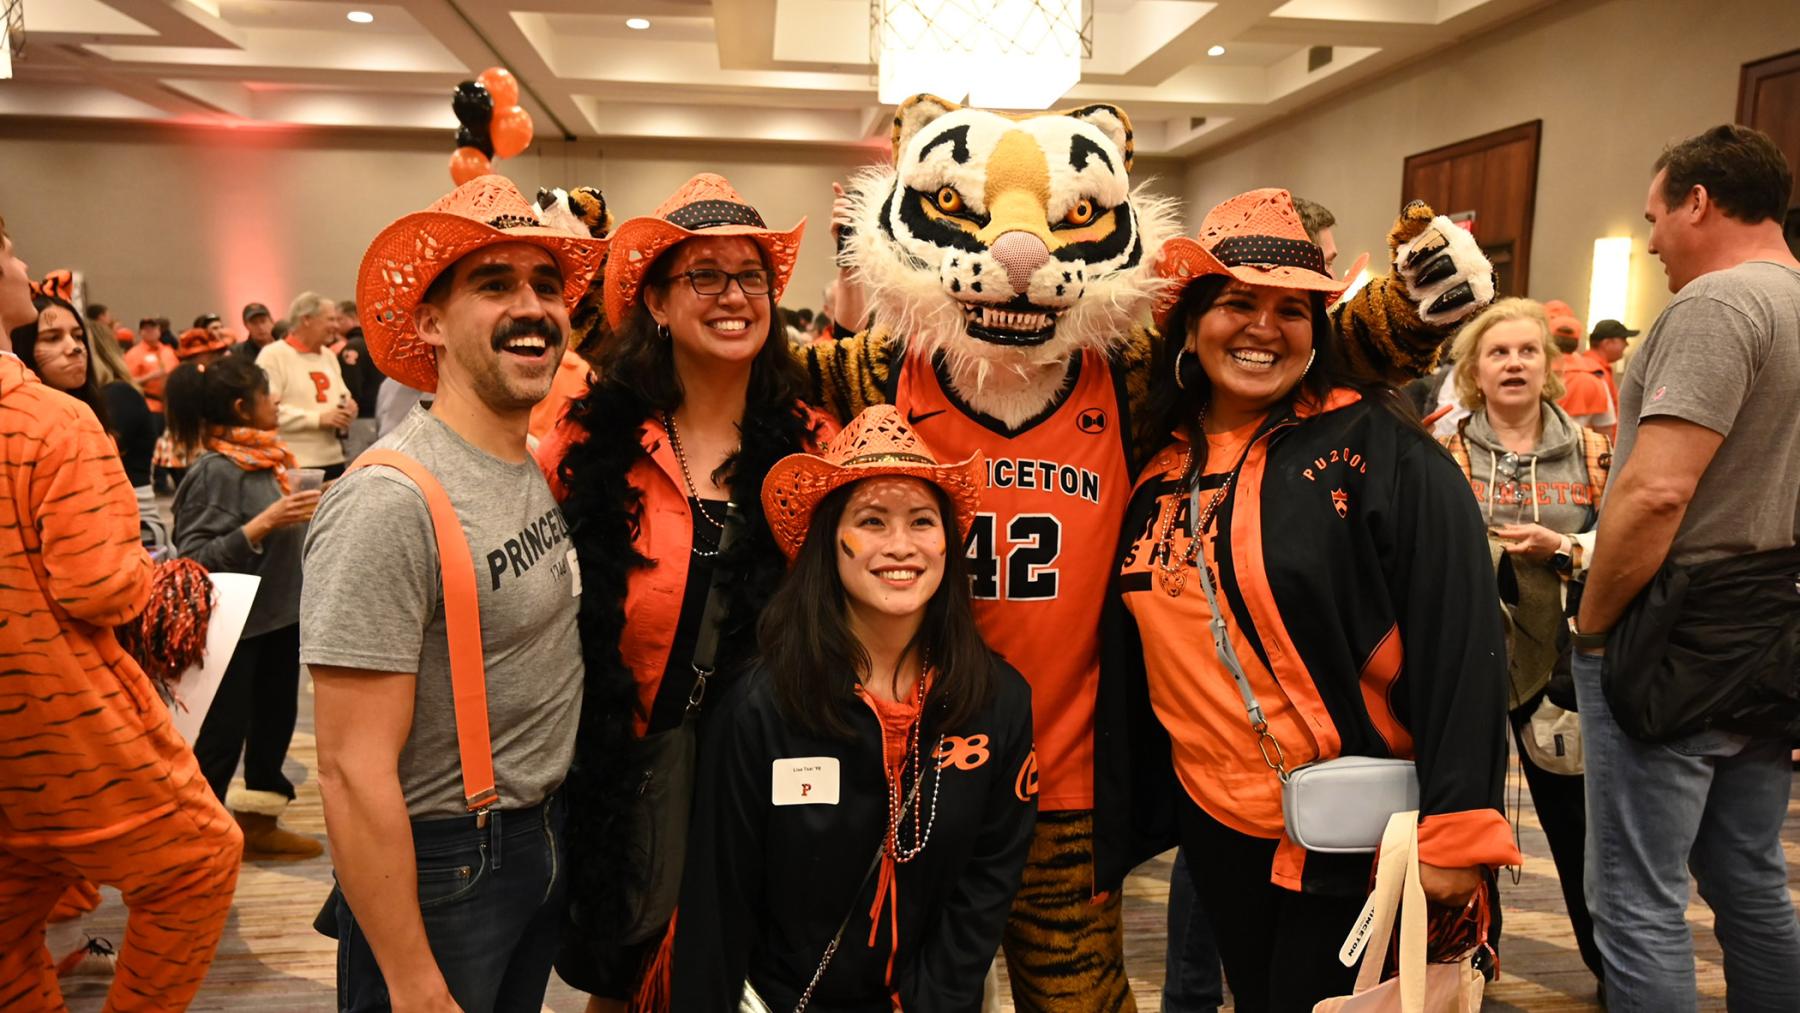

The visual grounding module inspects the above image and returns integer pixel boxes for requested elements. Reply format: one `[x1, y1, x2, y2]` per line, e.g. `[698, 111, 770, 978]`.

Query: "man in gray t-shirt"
[1574, 125, 1800, 1010]
[304, 175, 605, 1012]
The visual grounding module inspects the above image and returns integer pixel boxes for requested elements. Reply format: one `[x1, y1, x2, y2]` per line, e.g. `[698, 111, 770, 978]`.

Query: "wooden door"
[1402, 122, 1542, 296]
[1738, 48, 1800, 256]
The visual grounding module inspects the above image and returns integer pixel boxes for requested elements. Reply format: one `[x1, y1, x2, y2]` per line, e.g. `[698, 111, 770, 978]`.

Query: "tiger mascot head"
[844, 94, 1181, 424]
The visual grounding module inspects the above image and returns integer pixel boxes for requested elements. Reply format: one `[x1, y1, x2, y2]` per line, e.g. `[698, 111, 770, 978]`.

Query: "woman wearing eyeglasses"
[1438, 297, 1611, 993]
[536, 174, 837, 1010]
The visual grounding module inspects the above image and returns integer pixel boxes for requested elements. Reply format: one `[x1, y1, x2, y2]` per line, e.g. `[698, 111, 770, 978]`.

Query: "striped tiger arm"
[795, 328, 901, 424]
[1332, 201, 1459, 385]
[34, 402, 154, 626]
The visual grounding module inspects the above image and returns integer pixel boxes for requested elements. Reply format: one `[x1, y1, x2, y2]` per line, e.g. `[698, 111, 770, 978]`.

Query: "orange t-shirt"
[894, 349, 1131, 811]
[1117, 424, 1321, 839]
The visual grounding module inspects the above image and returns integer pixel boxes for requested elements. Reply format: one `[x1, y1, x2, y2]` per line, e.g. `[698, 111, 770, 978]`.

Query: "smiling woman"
[533, 172, 839, 1007]
[1104, 188, 1523, 1010]
[667, 404, 1037, 1010]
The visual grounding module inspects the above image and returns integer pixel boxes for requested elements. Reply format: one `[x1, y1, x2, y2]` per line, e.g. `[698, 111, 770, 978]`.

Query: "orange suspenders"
[346, 449, 499, 814]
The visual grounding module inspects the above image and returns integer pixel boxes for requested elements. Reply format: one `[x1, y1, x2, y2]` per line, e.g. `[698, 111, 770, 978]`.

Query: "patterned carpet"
[61, 676, 1798, 1011]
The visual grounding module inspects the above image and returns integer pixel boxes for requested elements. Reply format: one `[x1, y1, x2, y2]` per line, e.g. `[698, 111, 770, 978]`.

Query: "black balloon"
[456, 124, 495, 159]
[451, 80, 493, 130]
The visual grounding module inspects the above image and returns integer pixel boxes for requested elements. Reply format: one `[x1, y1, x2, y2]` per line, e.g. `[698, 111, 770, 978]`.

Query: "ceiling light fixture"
[626, 17, 651, 30]
[872, 0, 1090, 110]
[1207, 45, 1225, 57]
[346, 11, 374, 24]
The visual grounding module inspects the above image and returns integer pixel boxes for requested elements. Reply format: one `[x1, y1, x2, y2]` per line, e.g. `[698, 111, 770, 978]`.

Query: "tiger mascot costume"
[0, 350, 243, 1010]
[802, 94, 1495, 1009]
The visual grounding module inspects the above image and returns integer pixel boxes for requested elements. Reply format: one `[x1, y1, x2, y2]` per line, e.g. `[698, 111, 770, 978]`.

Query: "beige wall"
[1177, 0, 1795, 333]
[0, 122, 884, 332]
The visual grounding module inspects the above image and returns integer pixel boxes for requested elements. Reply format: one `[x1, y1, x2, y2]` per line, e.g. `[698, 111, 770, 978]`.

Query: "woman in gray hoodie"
[1440, 297, 1614, 998]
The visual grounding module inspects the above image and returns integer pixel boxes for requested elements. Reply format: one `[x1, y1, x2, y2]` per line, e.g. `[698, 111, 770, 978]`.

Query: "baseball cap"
[242, 302, 273, 323]
[1548, 315, 1583, 341]
[1589, 319, 1639, 342]
[193, 313, 222, 328]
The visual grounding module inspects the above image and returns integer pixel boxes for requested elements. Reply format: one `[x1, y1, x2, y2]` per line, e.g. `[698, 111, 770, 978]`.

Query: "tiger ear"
[1061, 103, 1135, 172]
[891, 94, 964, 164]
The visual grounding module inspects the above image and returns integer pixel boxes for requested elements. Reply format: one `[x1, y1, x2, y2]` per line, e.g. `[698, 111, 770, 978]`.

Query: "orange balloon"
[490, 105, 534, 160]
[477, 67, 519, 110]
[449, 146, 492, 186]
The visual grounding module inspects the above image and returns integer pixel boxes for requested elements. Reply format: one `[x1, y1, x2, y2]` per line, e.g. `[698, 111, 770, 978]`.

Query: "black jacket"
[672, 661, 1036, 1012]
[1096, 390, 1521, 896]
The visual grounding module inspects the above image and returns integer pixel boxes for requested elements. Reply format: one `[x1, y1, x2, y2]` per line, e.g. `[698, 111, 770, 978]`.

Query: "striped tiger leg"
[0, 852, 73, 1012]
[999, 810, 1136, 1012]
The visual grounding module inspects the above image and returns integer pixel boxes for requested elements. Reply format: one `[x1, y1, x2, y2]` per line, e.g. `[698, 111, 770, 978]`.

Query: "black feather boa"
[554, 380, 819, 946]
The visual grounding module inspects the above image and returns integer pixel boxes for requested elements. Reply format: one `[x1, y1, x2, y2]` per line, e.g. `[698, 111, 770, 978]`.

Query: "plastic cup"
[294, 469, 326, 493]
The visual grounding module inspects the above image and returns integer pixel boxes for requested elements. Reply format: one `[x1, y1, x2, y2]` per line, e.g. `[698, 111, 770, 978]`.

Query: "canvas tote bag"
[1314, 811, 1484, 1013]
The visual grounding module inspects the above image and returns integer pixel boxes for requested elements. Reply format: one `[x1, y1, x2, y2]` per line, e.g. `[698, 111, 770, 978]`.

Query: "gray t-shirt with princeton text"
[1613, 259, 1800, 565]
[301, 405, 582, 818]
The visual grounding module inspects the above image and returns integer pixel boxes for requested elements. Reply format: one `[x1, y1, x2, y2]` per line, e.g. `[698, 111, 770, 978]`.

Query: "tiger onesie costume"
[801, 95, 1496, 1009]
[0, 353, 242, 1012]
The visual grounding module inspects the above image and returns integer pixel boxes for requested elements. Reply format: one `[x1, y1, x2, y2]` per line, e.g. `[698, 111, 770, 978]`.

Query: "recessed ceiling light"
[347, 11, 374, 24]
[625, 17, 651, 30]
[1207, 44, 1226, 57]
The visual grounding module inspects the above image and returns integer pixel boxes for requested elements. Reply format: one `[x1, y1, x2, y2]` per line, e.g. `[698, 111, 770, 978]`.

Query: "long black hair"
[163, 355, 269, 459]
[10, 292, 111, 432]
[757, 480, 998, 740]
[1142, 275, 1433, 480]
[553, 238, 821, 940]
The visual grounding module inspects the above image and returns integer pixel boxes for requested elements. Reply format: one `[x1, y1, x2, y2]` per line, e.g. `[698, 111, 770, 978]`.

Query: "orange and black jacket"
[1094, 389, 1521, 895]
[672, 662, 1036, 1012]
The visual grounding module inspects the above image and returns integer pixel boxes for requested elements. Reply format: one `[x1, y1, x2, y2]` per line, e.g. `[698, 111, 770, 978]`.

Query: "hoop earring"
[1174, 348, 1190, 390]
[656, 323, 671, 341]
[1304, 349, 1316, 375]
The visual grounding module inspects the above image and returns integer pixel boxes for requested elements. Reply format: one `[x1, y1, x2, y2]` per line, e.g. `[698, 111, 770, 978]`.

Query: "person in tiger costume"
[0, 215, 244, 1012]
[802, 94, 1496, 1009]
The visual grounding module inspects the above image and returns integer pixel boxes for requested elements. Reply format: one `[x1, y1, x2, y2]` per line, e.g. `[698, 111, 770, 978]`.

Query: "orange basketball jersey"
[894, 348, 1132, 811]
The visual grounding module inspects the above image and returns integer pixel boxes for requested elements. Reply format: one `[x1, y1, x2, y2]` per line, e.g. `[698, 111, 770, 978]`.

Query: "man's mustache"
[490, 316, 565, 351]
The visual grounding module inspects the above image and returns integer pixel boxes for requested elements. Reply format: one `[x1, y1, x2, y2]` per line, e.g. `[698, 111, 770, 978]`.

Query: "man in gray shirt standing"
[302, 176, 605, 1012]
[1575, 125, 1800, 1010]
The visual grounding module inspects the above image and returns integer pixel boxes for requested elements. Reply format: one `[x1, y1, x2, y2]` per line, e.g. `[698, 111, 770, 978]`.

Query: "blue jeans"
[336, 795, 567, 1013]
[1573, 650, 1800, 1012]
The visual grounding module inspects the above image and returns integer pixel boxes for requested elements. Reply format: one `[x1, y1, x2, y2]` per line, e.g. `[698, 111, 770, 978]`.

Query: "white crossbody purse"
[1191, 485, 1418, 853]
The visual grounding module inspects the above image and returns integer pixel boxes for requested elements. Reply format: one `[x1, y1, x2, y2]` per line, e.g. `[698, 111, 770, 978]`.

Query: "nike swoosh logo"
[907, 409, 948, 425]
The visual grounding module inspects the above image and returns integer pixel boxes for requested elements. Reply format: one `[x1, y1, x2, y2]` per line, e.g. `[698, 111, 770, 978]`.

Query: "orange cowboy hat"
[762, 405, 983, 562]
[175, 326, 233, 360]
[603, 173, 804, 328]
[356, 174, 608, 393]
[1152, 188, 1369, 329]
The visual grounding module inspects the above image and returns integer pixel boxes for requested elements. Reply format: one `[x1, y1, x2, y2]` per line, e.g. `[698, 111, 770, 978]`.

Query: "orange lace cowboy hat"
[603, 173, 804, 328]
[175, 326, 232, 360]
[763, 405, 984, 561]
[356, 174, 608, 392]
[1152, 188, 1369, 329]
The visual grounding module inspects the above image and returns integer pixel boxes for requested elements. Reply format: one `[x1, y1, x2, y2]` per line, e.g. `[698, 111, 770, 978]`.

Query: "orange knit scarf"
[206, 425, 297, 493]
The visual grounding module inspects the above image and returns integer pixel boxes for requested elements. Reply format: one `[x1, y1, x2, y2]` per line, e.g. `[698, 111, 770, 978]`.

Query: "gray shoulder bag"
[1190, 484, 1418, 854]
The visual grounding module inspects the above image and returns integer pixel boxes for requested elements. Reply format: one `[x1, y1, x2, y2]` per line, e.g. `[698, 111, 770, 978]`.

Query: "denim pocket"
[417, 845, 486, 911]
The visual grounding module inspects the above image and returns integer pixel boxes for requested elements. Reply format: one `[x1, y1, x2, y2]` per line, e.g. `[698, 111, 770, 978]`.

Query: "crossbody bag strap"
[683, 503, 744, 716]
[789, 771, 927, 1013]
[347, 449, 497, 813]
[1190, 482, 1292, 781]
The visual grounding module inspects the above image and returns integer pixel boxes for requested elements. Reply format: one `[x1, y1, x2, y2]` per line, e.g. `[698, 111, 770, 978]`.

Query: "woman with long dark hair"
[165, 356, 322, 859]
[1097, 189, 1520, 1010]
[536, 173, 837, 1009]
[12, 291, 164, 551]
[672, 405, 1036, 1010]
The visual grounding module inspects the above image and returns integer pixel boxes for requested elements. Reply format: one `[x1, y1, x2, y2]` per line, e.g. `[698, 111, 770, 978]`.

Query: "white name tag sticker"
[566, 548, 581, 597]
[771, 757, 839, 806]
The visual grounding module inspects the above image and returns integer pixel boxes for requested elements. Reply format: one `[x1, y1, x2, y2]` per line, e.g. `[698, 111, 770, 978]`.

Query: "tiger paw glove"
[1395, 208, 1496, 327]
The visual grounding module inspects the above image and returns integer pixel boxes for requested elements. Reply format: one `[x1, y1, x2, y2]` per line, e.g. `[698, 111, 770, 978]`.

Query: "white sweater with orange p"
[256, 337, 349, 467]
